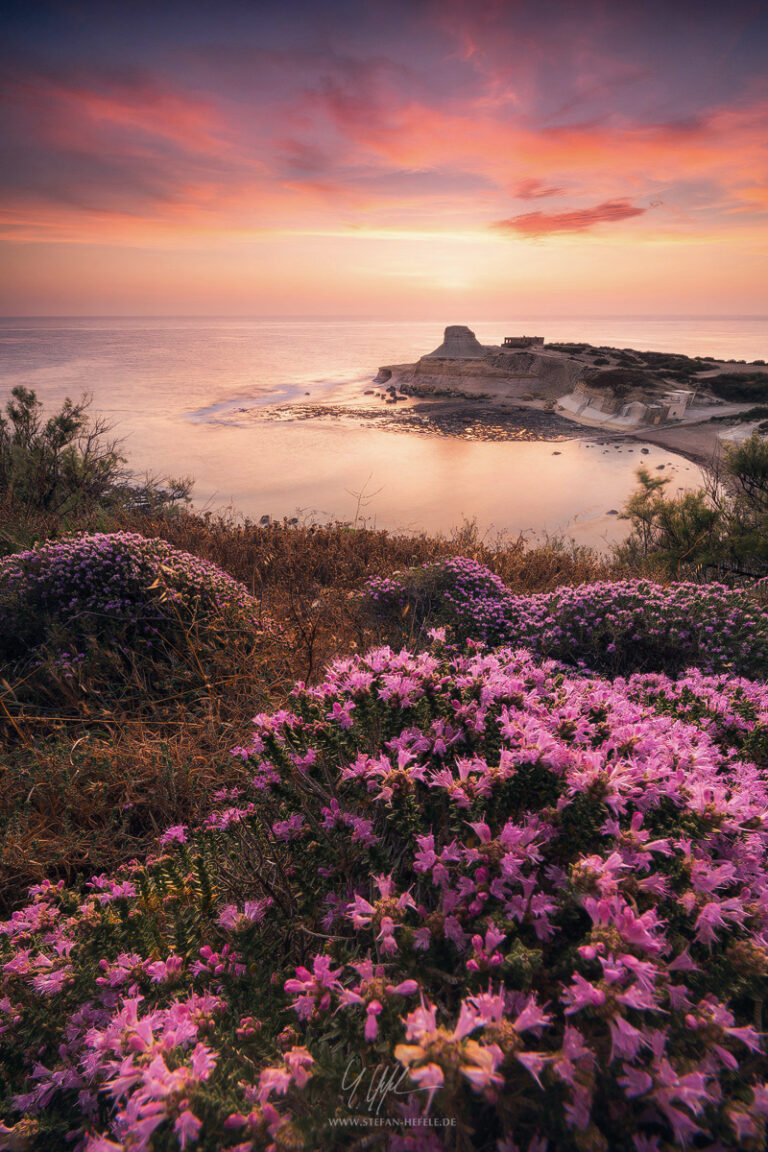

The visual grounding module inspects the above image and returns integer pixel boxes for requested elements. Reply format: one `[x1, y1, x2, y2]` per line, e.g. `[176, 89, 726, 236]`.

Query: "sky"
[1, 0, 767, 316]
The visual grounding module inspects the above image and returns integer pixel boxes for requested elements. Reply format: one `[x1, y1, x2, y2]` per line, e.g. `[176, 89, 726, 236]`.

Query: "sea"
[1, 315, 765, 549]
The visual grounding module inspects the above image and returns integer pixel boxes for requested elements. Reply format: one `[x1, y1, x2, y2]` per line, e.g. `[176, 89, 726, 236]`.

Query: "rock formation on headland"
[423, 324, 486, 359]
[377, 324, 584, 396]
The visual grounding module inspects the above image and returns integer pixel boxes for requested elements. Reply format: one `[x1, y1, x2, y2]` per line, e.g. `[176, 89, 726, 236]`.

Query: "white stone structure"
[663, 390, 694, 419]
[619, 401, 648, 423]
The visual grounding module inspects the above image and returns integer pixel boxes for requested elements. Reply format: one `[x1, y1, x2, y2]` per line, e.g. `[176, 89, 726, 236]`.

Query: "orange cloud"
[494, 199, 647, 236]
[315, 86, 768, 228]
[370, 99, 760, 179]
[2, 53, 767, 248]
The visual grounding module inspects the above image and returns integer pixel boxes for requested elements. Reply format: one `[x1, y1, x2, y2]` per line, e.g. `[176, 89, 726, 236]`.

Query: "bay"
[1, 315, 763, 545]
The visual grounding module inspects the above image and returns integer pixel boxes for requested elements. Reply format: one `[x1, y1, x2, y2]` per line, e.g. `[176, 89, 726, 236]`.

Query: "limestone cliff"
[422, 325, 486, 359]
[377, 326, 587, 401]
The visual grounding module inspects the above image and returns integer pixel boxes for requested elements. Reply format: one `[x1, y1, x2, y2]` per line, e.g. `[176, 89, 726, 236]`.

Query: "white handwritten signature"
[340, 1057, 420, 1116]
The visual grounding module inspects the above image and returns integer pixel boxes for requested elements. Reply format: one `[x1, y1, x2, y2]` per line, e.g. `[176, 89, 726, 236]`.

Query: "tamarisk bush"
[0, 387, 190, 554]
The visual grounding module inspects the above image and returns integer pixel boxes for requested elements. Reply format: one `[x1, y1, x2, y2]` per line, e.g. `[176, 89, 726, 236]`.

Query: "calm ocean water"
[0, 315, 765, 545]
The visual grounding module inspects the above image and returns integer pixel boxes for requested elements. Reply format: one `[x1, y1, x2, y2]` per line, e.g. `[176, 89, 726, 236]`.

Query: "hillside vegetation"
[706, 374, 768, 403]
[618, 436, 768, 579]
[0, 391, 612, 908]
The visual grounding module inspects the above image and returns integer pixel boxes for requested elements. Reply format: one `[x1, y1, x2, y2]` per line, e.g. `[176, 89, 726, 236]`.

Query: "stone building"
[663, 390, 695, 419]
[502, 336, 544, 348]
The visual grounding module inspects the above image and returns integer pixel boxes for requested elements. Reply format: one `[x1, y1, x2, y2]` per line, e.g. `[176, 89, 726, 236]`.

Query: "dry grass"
[0, 722, 249, 899]
[112, 508, 612, 592]
[0, 510, 619, 911]
[0, 630, 287, 911]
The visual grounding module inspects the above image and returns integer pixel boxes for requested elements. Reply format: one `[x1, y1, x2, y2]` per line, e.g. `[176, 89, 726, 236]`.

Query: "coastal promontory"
[375, 324, 768, 460]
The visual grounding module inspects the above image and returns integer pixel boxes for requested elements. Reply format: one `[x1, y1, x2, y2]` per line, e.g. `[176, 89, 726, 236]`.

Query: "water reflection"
[128, 415, 701, 549]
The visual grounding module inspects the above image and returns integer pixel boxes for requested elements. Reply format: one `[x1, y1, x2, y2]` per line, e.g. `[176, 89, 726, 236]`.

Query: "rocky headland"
[370, 325, 768, 463]
[222, 324, 768, 464]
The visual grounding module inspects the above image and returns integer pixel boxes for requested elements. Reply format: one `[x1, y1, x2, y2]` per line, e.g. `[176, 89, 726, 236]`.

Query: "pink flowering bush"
[0, 533, 265, 705]
[1, 640, 768, 1149]
[362, 557, 768, 677]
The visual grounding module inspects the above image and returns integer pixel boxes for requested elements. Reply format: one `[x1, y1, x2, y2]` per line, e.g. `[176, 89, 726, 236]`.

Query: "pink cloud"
[4, 69, 226, 155]
[494, 198, 646, 236]
[1, 47, 767, 246]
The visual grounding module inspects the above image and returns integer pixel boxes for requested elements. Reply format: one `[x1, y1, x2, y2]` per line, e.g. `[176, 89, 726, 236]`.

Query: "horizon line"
[1, 313, 767, 322]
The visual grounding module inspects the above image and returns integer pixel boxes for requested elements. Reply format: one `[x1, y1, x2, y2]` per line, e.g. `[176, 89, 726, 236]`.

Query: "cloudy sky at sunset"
[1, 0, 767, 316]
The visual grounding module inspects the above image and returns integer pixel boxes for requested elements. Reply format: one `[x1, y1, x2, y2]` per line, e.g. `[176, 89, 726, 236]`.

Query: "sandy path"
[628, 423, 723, 468]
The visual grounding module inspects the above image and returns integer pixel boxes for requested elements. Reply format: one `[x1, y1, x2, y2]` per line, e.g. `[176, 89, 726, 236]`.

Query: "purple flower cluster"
[1, 640, 768, 1148]
[363, 557, 768, 676]
[0, 532, 262, 674]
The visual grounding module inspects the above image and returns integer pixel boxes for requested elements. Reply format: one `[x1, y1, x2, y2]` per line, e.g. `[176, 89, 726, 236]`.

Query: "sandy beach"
[627, 421, 724, 467]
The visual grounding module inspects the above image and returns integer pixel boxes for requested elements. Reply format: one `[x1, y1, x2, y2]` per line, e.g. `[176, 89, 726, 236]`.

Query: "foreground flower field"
[1, 598, 768, 1149]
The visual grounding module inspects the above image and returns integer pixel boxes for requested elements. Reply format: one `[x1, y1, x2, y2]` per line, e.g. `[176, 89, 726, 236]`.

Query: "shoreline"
[252, 392, 595, 443]
[626, 423, 721, 469]
[209, 380, 719, 467]
[184, 383, 702, 541]
[184, 323, 768, 476]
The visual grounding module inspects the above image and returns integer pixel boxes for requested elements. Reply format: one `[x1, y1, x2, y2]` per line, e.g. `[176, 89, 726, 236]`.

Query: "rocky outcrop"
[422, 325, 487, 359]
[375, 325, 592, 405]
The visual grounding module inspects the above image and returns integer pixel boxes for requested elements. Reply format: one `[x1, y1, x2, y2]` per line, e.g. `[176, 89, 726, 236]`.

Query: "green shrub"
[583, 368, 655, 397]
[618, 447, 768, 578]
[0, 387, 190, 553]
[706, 375, 768, 403]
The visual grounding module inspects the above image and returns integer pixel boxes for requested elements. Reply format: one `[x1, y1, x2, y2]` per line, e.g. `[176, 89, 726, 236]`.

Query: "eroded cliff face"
[421, 324, 486, 359]
[376, 336, 586, 401]
[415, 358, 513, 379]
[379, 345, 589, 400]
